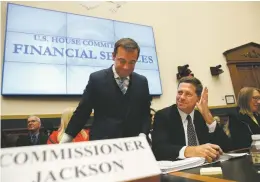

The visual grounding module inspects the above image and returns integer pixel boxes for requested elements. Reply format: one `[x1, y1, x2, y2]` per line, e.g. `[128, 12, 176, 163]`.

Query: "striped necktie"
[117, 77, 128, 94]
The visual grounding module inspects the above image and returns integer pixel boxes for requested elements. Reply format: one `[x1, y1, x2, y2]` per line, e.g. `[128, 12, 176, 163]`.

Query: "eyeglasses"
[252, 96, 260, 101]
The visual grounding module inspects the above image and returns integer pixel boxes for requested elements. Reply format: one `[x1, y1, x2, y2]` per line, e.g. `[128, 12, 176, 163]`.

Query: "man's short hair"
[27, 115, 41, 123]
[113, 38, 140, 58]
[178, 76, 203, 96]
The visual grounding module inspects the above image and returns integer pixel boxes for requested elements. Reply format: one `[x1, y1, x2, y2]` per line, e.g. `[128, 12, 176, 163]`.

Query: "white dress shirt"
[178, 108, 217, 159]
[112, 65, 130, 91]
[112, 64, 130, 80]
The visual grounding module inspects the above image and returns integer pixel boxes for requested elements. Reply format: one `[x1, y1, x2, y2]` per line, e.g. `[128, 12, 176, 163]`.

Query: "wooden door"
[252, 65, 260, 87]
[236, 63, 260, 89]
[223, 42, 260, 98]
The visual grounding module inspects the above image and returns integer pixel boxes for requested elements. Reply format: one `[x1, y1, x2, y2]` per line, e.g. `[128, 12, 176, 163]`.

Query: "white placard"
[1, 136, 161, 182]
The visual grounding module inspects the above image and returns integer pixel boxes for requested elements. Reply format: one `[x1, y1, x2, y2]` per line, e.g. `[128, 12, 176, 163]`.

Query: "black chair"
[41, 120, 54, 136]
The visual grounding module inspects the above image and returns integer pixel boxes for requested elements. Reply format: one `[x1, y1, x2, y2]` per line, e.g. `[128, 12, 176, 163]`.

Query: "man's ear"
[112, 52, 116, 61]
[197, 95, 201, 102]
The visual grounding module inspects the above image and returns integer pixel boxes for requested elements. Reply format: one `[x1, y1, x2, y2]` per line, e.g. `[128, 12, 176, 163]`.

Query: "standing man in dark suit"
[16, 115, 48, 146]
[152, 77, 231, 162]
[60, 38, 151, 142]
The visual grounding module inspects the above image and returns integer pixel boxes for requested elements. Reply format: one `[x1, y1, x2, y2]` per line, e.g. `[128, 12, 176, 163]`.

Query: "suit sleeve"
[226, 114, 251, 150]
[209, 124, 233, 152]
[152, 111, 184, 161]
[141, 77, 152, 135]
[65, 74, 95, 138]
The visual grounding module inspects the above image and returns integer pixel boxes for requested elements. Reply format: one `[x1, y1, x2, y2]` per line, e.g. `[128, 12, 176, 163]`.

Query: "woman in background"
[237, 87, 260, 134]
[47, 108, 89, 144]
[222, 87, 260, 150]
[257, 88, 260, 115]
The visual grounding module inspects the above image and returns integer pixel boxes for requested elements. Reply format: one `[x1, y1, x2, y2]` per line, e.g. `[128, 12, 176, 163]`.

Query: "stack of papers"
[158, 153, 248, 174]
[158, 157, 205, 174]
[218, 153, 248, 162]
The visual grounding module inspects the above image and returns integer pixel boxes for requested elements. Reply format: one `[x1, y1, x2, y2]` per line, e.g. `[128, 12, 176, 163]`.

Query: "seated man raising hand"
[152, 77, 231, 162]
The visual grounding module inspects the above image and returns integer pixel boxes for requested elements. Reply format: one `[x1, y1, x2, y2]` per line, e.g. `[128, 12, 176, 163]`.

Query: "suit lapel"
[105, 66, 121, 97]
[127, 73, 136, 96]
[193, 111, 207, 144]
[123, 73, 137, 119]
[170, 105, 186, 145]
[27, 134, 32, 145]
[38, 133, 44, 145]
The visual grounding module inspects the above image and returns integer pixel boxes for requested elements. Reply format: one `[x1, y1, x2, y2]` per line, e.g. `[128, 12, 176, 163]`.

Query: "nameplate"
[1, 136, 161, 182]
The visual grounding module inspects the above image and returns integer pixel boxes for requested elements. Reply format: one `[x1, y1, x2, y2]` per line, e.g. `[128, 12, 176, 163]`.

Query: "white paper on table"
[225, 153, 248, 157]
[215, 153, 249, 163]
[157, 157, 205, 174]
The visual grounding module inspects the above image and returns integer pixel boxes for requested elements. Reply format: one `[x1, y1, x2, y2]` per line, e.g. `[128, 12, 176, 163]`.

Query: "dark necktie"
[187, 115, 198, 146]
[31, 135, 37, 145]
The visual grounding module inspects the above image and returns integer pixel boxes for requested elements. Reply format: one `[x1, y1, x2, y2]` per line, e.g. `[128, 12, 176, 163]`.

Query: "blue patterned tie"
[117, 77, 127, 94]
[31, 135, 37, 145]
[187, 115, 198, 146]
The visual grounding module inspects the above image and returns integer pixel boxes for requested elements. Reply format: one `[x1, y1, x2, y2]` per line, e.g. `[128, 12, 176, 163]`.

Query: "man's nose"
[179, 94, 185, 100]
[123, 63, 130, 70]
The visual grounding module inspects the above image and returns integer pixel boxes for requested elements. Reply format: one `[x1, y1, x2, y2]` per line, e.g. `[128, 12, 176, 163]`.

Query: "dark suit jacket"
[238, 113, 260, 135]
[227, 113, 252, 150]
[152, 104, 232, 161]
[65, 66, 151, 140]
[16, 133, 48, 147]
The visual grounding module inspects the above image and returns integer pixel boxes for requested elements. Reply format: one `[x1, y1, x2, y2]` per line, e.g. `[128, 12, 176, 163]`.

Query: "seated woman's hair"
[238, 87, 259, 115]
[57, 107, 88, 142]
[237, 87, 260, 126]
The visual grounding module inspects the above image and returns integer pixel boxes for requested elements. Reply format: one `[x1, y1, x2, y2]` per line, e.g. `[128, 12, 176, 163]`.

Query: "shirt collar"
[112, 65, 130, 80]
[30, 132, 39, 138]
[177, 108, 195, 124]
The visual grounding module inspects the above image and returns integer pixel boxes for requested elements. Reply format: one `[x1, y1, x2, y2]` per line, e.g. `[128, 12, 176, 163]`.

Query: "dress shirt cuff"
[139, 133, 146, 137]
[206, 120, 217, 133]
[178, 146, 187, 159]
[59, 133, 73, 143]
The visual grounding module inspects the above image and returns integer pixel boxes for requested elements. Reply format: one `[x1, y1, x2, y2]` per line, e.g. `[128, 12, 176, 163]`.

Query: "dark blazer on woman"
[152, 104, 232, 161]
[238, 113, 260, 135]
[65, 66, 151, 140]
[226, 113, 252, 150]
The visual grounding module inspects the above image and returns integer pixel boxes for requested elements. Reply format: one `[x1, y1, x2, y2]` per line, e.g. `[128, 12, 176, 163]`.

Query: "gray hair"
[27, 115, 41, 123]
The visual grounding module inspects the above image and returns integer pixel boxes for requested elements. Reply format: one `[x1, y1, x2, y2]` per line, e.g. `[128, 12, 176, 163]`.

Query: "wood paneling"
[223, 42, 260, 63]
[223, 42, 260, 98]
[236, 64, 260, 87]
